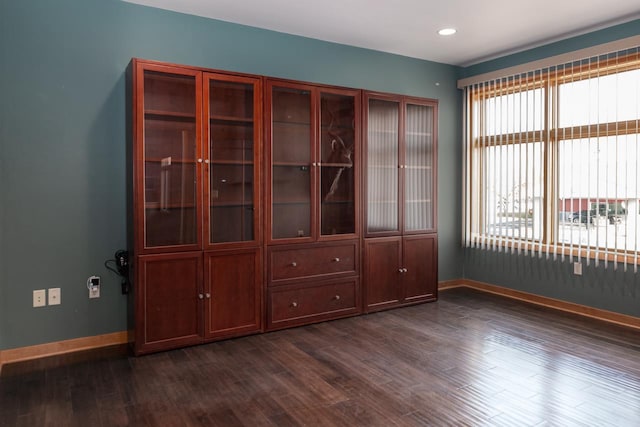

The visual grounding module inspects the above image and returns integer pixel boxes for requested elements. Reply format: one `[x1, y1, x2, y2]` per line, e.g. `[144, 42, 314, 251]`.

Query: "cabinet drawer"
[269, 242, 358, 282]
[268, 279, 360, 329]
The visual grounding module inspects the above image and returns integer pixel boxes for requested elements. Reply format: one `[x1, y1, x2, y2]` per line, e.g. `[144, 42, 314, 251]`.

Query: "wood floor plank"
[3, 287, 640, 426]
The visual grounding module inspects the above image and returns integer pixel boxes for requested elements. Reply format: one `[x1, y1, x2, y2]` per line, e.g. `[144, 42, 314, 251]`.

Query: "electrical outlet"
[33, 289, 46, 307]
[88, 276, 101, 299]
[48, 288, 61, 305]
[89, 286, 100, 299]
[573, 262, 583, 276]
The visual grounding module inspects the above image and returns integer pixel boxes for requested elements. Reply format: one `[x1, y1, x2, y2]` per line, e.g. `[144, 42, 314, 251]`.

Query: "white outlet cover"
[89, 286, 100, 299]
[33, 289, 46, 307]
[573, 262, 583, 275]
[48, 288, 61, 305]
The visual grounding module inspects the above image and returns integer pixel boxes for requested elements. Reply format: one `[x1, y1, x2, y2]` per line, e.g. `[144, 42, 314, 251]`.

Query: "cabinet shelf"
[273, 162, 310, 168]
[321, 124, 354, 131]
[369, 129, 398, 135]
[210, 159, 254, 166]
[145, 202, 196, 209]
[210, 202, 255, 208]
[367, 164, 431, 170]
[273, 200, 311, 205]
[320, 163, 353, 168]
[145, 157, 195, 164]
[322, 200, 354, 205]
[273, 120, 311, 126]
[145, 109, 196, 121]
[369, 165, 398, 169]
[210, 114, 254, 124]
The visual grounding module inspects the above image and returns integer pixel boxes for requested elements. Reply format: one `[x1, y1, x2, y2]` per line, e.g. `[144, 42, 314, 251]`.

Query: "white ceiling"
[124, 0, 640, 66]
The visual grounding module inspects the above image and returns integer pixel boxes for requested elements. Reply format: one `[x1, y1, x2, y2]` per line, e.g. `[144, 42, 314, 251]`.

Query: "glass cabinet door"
[141, 68, 201, 249]
[206, 75, 260, 245]
[366, 98, 400, 234]
[404, 102, 435, 232]
[270, 85, 313, 240]
[320, 91, 357, 236]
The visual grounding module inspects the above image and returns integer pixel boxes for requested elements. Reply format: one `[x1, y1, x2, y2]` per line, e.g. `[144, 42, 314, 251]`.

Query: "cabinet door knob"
[332, 257, 340, 262]
[205, 293, 211, 299]
[291, 261, 297, 267]
[197, 158, 203, 163]
[398, 268, 404, 273]
[403, 268, 408, 273]
[204, 159, 210, 164]
[198, 293, 204, 299]
[334, 295, 341, 301]
[291, 301, 298, 308]
[312, 162, 317, 167]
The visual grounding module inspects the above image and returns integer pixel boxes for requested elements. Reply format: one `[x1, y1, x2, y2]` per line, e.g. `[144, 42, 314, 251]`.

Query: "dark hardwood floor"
[2, 287, 640, 426]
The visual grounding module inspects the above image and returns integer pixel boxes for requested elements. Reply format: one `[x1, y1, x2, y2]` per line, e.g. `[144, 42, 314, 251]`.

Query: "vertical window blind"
[462, 47, 640, 272]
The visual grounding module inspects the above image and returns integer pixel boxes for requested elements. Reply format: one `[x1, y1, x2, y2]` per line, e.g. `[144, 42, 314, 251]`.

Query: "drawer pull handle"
[291, 301, 298, 308]
[291, 261, 297, 267]
[198, 293, 204, 299]
[334, 295, 341, 301]
[332, 257, 340, 262]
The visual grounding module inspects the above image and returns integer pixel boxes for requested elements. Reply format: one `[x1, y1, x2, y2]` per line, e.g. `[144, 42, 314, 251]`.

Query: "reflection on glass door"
[320, 92, 356, 236]
[271, 86, 312, 239]
[366, 98, 399, 233]
[143, 70, 198, 248]
[404, 103, 434, 232]
[208, 77, 257, 244]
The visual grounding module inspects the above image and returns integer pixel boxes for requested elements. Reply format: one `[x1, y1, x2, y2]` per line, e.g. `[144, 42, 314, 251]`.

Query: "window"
[463, 49, 640, 268]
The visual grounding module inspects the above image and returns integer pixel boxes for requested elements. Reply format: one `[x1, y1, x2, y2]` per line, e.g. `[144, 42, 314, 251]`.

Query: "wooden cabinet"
[363, 238, 402, 309]
[129, 59, 439, 354]
[363, 92, 438, 312]
[364, 235, 437, 311]
[268, 277, 360, 330]
[265, 79, 362, 329]
[403, 234, 437, 302]
[204, 248, 261, 339]
[135, 252, 203, 353]
[268, 241, 358, 283]
[205, 74, 262, 248]
[266, 80, 360, 243]
[130, 59, 263, 355]
[134, 63, 203, 252]
[364, 92, 437, 236]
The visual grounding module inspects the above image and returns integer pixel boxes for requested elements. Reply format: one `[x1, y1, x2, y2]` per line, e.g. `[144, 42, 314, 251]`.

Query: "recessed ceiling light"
[438, 28, 457, 36]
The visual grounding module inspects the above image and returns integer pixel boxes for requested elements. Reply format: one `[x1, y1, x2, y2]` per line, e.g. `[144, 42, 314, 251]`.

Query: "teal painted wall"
[0, 0, 461, 350]
[460, 19, 640, 78]
[1, 0, 7, 350]
[460, 20, 640, 318]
